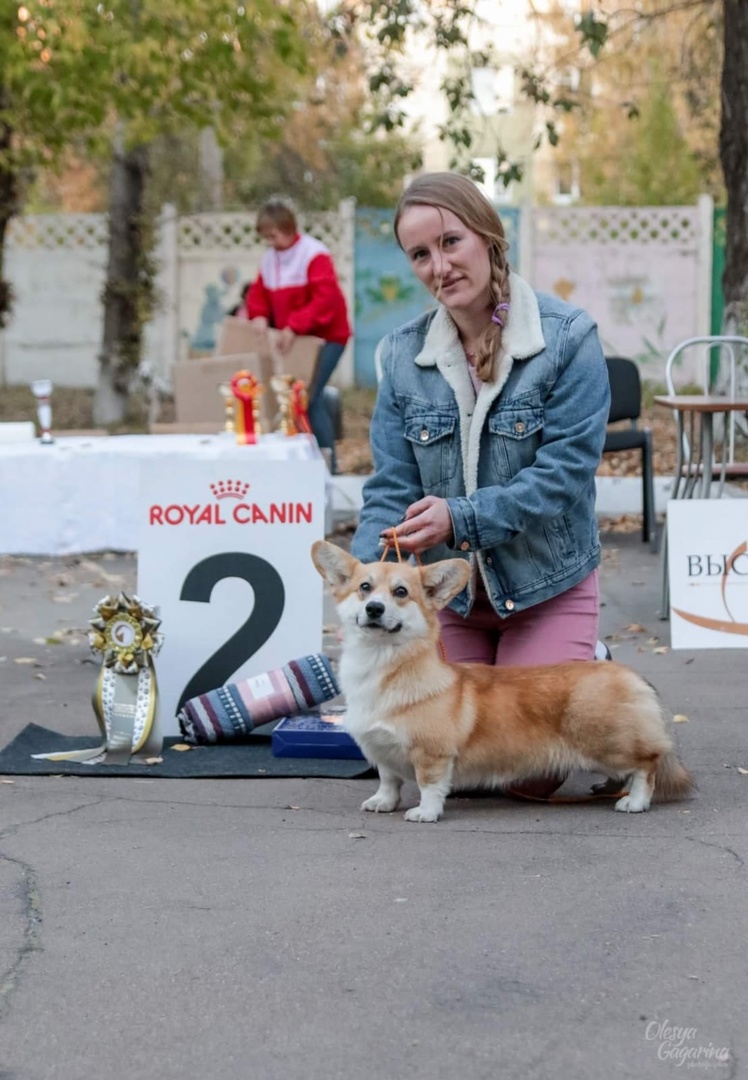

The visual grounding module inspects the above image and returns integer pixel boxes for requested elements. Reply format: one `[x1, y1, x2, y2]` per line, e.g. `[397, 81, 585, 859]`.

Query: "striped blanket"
[177, 654, 340, 745]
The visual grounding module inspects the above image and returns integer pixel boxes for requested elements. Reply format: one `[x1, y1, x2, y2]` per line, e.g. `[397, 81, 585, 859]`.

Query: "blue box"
[272, 709, 365, 760]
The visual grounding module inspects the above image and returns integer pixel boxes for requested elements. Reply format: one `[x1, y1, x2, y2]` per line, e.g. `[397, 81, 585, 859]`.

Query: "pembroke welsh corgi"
[312, 540, 694, 823]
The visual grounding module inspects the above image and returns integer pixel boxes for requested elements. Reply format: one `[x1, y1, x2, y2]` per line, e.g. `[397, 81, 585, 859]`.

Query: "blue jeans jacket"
[351, 273, 611, 618]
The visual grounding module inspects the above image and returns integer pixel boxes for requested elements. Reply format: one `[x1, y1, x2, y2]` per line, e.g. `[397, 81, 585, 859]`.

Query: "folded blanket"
[177, 654, 340, 745]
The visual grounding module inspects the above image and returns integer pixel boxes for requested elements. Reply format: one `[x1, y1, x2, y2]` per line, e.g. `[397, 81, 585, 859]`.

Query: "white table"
[0, 433, 326, 555]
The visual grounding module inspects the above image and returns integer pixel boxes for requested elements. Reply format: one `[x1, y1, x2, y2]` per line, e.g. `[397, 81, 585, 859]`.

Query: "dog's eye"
[359, 581, 372, 594]
[392, 586, 408, 599]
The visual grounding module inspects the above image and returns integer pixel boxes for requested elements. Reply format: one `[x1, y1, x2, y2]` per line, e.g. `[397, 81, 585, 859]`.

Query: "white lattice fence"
[530, 202, 712, 381]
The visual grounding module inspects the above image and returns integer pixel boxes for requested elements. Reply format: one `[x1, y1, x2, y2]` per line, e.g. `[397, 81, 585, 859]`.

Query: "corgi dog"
[311, 540, 694, 823]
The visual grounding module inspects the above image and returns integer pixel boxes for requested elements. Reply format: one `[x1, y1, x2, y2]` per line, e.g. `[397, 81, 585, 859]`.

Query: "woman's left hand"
[382, 496, 454, 554]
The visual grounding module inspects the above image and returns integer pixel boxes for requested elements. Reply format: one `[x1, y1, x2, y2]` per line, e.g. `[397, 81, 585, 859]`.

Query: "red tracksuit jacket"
[246, 233, 351, 345]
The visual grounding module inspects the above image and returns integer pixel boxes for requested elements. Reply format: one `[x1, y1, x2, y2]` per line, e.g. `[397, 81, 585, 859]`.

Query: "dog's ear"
[311, 540, 360, 591]
[420, 559, 470, 609]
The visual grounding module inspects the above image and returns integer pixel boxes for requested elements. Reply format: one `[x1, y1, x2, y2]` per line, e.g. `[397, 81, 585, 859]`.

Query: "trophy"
[218, 382, 235, 436]
[31, 379, 54, 444]
[271, 374, 295, 435]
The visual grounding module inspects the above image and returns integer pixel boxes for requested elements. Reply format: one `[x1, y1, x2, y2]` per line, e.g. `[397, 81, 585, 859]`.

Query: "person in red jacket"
[246, 197, 351, 471]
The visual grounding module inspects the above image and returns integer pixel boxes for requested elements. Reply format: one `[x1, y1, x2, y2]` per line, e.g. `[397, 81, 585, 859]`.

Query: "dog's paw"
[404, 805, 441, 823]
[614, 793, 650, 813]
[361, 794, 398, 813]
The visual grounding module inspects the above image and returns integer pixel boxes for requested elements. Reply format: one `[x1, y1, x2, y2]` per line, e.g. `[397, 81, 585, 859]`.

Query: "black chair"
[603, 356, 657, 551]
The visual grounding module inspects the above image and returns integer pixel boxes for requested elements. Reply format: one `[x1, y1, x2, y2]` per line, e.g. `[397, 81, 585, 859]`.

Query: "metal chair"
[664, 335, 748, 493]
[603, 356, 658, 551]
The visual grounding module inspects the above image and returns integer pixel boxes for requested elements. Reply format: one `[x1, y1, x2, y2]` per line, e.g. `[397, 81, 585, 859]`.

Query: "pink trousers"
[438, 570, 600, 667]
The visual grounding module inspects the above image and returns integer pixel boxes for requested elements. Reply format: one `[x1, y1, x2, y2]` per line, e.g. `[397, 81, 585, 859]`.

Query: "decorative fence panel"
[530, 204, 711, 382]
[1, 201, 711, 392]
[1, 202, 356, 390]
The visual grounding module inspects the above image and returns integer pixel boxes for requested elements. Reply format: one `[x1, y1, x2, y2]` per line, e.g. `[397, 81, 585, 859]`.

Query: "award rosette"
[231, 370, 262, 444]
[33, 594, 164, 766]
[290, 380, 312, 435]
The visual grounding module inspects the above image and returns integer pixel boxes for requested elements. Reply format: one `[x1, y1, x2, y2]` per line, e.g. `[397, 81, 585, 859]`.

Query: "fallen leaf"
[653, 646, 670, 655]
[33, 672, 47, 681]
[673, 714, 689, 723]
[348, 832, 366, 839]
[645, 637, 660, 645]
[738, 768, 748, 776]
[143, 756, 163, 765]
[169, 743, 193, 752]
[624, 623, 647, 633]
[0, 778, 15, 784]
[52, 594, 78, 604]
[14, 657, 38, 665]
[287, 805, 301, 810]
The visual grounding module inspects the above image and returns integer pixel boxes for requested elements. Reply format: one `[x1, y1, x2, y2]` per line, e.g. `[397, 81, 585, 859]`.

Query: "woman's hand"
[276, 326, 296, 355]
[381, 496, 454, 554]
[250, 316, 269, 332]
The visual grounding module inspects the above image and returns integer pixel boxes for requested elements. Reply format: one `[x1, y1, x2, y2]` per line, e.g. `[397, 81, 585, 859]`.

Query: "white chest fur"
[339, 649, 415, 778]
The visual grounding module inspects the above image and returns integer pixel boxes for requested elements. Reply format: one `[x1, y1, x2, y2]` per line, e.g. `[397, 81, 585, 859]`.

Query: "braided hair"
[394, 173, 510, 382]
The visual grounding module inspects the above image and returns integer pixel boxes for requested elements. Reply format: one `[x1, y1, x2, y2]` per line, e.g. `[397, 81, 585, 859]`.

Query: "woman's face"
[397, 204, 492, 317]
[258, 225, 296, 252]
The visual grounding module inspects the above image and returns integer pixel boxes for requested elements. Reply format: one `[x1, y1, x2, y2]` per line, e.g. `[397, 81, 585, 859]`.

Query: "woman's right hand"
[250, 317, 269, 333]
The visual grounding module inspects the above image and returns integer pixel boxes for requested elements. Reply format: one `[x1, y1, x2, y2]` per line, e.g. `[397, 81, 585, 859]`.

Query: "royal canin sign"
[148, 479, 314, 527]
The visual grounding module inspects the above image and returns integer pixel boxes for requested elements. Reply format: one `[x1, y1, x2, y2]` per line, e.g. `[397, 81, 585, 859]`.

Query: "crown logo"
[210, 479, 250, 500]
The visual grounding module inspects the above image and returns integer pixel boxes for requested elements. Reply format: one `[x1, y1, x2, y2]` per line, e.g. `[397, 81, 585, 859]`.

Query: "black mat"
[0, 724, 376, 779]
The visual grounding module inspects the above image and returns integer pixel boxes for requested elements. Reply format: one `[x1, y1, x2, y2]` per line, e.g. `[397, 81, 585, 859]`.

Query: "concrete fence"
[0, 197, 715, 391]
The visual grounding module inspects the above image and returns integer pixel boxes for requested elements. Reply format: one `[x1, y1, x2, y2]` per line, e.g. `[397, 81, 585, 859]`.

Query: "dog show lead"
[351, 172, 612, 801]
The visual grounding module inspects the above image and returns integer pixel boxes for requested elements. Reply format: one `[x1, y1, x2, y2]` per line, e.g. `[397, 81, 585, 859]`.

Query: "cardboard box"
[173, 319, 324, 431]
[272, 709, 365, 760]
[173, 354, 277, 429]
[216, 318, 323, 385]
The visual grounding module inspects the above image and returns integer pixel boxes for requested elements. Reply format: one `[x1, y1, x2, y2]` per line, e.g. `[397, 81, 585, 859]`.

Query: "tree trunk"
[94, 133, 152, 425]
[719, 0, 748, 340]
[0, 92, 19, 331]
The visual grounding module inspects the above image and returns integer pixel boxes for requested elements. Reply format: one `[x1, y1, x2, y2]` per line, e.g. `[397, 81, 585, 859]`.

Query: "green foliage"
[579, 78, 704, 205]
[13, 0, 308, 149]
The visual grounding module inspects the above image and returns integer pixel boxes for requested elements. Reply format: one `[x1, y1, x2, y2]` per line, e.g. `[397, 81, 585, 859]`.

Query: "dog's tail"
[655, 750, 696, 801]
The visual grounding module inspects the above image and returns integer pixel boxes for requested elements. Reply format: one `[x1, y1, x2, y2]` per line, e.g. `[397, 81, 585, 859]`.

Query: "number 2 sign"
[137, 456, 326, 735]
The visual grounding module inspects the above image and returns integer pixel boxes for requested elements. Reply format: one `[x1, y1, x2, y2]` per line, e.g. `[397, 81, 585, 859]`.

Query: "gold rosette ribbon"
[231, 370, 262, 445]
[290, 379, 312, 435]
[33, 593, 164, 766]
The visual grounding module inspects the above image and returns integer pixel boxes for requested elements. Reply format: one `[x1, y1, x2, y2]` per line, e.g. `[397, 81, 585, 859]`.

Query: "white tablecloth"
[0, 433, 326, 555]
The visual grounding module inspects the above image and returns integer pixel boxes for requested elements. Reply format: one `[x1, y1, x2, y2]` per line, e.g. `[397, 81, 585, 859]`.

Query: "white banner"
[667, 499, 748, 649]
[138, 458, 326, 733]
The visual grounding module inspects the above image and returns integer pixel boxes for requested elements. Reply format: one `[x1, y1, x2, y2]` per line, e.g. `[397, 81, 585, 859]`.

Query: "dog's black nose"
[365, 600, 385, 620]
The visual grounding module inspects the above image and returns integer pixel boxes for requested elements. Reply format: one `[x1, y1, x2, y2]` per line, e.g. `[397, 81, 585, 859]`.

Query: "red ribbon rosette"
[230, 370, 261, 445]
[290, 380, 312, 435]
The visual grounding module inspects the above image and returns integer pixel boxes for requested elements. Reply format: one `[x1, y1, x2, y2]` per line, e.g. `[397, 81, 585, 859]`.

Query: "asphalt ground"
[0, 527, 745, 1080]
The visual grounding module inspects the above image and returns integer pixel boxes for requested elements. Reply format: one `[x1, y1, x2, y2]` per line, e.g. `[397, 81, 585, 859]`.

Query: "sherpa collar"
[413, 271, 545, 372]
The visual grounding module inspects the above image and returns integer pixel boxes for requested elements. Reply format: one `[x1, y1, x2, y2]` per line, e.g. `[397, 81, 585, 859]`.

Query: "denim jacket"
[351, 272, 611, 618]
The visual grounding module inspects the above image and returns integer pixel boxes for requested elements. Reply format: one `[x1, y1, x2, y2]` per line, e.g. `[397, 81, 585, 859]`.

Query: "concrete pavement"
[0, 527, 745, 1080]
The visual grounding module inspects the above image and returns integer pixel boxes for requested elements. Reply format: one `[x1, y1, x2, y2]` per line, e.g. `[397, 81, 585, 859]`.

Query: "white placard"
[667, 499, 748, 649]
[138, 458, 326, 733]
